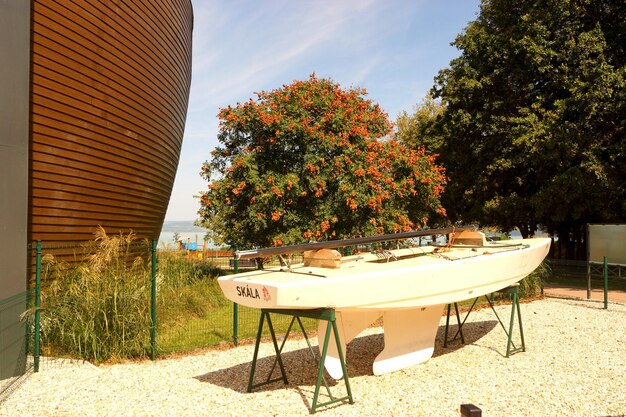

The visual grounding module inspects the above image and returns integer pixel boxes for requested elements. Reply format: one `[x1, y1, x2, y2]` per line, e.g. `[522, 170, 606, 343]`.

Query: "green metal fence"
[21, 239, 311, 370]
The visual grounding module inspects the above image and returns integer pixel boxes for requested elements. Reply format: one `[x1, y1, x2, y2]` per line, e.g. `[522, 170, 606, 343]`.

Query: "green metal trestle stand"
[444, 283, 525, 357]
[247, 308, 354, 414]
[443, 302, 466, 347]
[488, 283, 525, 357]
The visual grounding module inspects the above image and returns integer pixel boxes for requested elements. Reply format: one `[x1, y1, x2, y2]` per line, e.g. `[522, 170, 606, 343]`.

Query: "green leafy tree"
[395, 93, 445, 153]
[198, 75, 447, 248]
[431, 0, 625, 256]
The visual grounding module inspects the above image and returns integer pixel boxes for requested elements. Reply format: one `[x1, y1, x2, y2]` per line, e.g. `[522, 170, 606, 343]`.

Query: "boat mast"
[236, 225, 476, 259]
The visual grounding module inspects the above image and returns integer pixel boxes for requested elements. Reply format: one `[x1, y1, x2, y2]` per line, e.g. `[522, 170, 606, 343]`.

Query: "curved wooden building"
[30, 0, 193, 243]
[0, 0, 193, 383]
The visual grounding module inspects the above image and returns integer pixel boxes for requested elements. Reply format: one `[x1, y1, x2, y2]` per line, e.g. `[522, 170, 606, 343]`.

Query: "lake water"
[158, 231, 218, 249]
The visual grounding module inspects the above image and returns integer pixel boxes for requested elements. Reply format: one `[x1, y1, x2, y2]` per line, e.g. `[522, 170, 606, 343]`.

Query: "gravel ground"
[1, 297, 625, 417]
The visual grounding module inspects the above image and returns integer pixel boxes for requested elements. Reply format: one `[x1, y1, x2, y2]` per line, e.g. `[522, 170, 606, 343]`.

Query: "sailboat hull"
[218, 238, 551, 310]
[218, 237, 550, 375]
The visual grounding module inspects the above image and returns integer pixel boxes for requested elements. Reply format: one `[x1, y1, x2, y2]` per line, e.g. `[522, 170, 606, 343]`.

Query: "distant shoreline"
[158, 221, 215, 248]
[161, 220, 204, 233]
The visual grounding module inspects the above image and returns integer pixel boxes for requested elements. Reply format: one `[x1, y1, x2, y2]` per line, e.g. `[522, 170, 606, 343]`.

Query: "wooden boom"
[235, 225, 476, 260]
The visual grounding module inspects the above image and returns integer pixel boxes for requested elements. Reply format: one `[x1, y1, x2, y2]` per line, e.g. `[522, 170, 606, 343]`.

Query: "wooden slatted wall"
[30, 0, 193, 244]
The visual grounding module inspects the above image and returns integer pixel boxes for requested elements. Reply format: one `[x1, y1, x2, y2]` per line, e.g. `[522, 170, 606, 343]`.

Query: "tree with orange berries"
[198, 75, 447, 248]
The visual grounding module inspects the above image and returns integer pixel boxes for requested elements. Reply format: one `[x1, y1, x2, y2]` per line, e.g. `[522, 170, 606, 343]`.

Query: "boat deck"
[229, 241, 530, 282]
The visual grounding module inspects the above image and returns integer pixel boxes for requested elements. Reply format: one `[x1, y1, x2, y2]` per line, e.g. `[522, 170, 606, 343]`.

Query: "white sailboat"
[218, 228, 550, 376]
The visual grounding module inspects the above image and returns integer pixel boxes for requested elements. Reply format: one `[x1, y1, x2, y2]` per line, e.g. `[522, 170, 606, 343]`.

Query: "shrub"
[519, 260, 551, 299]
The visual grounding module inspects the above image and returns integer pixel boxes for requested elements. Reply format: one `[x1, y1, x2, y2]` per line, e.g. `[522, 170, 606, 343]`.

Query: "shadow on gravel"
[435, 320, 499, 356]
[194, 320, 497, 392]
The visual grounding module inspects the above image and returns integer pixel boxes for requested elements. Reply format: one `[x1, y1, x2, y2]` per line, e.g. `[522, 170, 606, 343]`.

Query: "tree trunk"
[555, 224, 573, 259]
[518, 224, 528, 238]
[517, 223, 536, 239]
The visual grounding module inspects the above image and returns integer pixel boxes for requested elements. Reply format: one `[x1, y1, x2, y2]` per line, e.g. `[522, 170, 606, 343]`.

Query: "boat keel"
[317, 304, 445, 378]
[373, 304, 445, 375]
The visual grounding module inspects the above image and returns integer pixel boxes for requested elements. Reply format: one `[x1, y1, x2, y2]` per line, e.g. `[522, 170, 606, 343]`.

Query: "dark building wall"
[0, 0, 30, 299]
[0, 0, 31, 381]
[30, 0, 194, 244]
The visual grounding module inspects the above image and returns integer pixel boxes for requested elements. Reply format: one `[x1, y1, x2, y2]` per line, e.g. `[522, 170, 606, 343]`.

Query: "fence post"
[603, 256, 608, 310]
[34, 241, 42, 373]
[233, 246, 239, 346]
[586, 260, 592, 299]
[151, 239, 157, 360]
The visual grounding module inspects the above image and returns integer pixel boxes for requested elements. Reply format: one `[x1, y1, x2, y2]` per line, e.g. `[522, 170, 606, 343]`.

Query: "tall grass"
[24, 228, 229, 363]
[155, 251, 228, 332]
[28, 228, 152, 362]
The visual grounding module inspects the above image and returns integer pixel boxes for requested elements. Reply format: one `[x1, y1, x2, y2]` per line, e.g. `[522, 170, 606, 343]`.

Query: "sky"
[164, 0, 481, 221]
